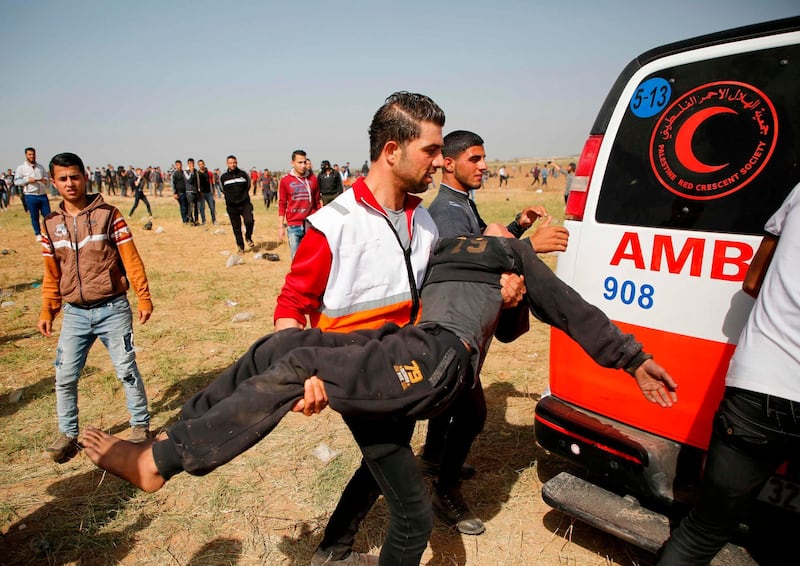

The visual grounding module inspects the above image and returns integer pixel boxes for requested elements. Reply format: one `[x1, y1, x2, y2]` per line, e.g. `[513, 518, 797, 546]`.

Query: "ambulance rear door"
[551, 19, 800, 450]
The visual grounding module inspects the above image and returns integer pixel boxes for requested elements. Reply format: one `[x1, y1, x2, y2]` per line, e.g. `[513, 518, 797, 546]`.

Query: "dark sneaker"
[418, 455, 476, 480]
[246, 239, 255, 250]
[309, 550, 378, 565]
[46, 433, 80, 463]
[129, 425, 150, 443]
[432, 483, 485, 535]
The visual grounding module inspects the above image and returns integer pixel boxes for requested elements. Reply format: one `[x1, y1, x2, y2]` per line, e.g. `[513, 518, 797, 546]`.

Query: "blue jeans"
[658, 387, 800, 565]
[53, 296, 149, 437]
[25, 193, 51, 236]
[186, 192, 198, 223]
[198, 191, 216, 224]
[176, 193, 189, 223]
[286, 223, 306, 258]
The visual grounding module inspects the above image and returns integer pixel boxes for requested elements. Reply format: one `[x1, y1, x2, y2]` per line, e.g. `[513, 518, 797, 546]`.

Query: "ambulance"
[534, 16, 800, 556]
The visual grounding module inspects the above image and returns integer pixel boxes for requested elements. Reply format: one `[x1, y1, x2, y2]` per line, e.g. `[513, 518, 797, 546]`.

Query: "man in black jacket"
[171, 160, 189, 223]
[185, 158, 200, 225]
[220, 155, 254, 254]
[318, 160, 344, 205]
[196, 159, 217, 225]
[422, 129, 570, 534]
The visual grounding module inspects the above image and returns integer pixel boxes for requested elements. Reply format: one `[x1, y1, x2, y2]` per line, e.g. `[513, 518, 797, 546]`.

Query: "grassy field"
[0, 170, 646, 565]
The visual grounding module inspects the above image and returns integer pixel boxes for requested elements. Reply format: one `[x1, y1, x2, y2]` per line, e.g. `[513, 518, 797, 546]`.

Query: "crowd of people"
[4, 150, 366, 257]
[8, 90, 785, 566]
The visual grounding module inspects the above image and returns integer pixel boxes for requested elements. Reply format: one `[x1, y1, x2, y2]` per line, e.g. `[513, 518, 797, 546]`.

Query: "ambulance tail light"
[565, 134, 603, 221]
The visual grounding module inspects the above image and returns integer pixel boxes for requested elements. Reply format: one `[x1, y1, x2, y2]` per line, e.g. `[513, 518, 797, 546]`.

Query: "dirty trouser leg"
[331, 417, 431, 566]
[153, 325, 469, 480]
[155, 328, 377, 478]
[179, 328, 374, 420]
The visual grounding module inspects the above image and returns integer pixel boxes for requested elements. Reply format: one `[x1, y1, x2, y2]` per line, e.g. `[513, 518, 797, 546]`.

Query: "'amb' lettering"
[609, 232, 646, 269]
[651, 235, 704, 277]
[710, 240, 753, 281]
[610, 232, 753, 281]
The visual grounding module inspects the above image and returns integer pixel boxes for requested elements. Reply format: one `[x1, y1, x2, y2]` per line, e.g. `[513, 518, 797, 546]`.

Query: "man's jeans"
[176, 193, 189, 223]
[287, 224, 306, 258]
[186, 191, 198, 224]
[658, 387, 800, 565]
[53, 296, 149, 437]
[198, 191, 216, 224]
[317, 417, 432, 566]
[25, 193, 51, 236]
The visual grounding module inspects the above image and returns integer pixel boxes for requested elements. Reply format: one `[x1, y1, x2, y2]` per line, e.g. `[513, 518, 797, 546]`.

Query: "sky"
[1, 0, 798, 173]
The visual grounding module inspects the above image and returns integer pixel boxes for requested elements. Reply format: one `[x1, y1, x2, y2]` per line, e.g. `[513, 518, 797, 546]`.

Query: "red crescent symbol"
[674, 106, 737, 173]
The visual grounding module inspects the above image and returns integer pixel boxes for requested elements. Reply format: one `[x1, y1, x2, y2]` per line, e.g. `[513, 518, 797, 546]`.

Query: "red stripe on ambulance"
[550, 321, 733, 449]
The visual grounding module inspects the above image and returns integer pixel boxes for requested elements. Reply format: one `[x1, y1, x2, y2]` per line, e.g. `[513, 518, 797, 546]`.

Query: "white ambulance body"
[534, 16, 800, 558]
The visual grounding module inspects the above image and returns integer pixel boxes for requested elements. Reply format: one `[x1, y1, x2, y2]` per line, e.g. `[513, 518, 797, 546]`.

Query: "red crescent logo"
[674, 106, 736, 173]
[649, 81, 777, 201]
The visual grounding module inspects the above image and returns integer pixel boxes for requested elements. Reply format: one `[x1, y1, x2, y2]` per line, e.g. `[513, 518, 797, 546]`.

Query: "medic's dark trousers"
[152, 323, 471, 480]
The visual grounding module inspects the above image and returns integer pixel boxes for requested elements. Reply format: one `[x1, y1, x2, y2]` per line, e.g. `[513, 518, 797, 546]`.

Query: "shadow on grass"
[1, 469, 151, 565]
[274, 515, 382, 566]
[272, 381, 550, 566]
[0, 376, 52, 419]
[0, 329, 40, 346]
[255, 239, 282, 252]
[186, 537, 243, 565]
[275, 521, 323, 565]
[0, 279, 43, 295]
[540, 509, 641, 563]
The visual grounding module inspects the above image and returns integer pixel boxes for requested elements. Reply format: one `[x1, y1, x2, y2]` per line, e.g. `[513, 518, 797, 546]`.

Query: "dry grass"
[0, 171, 647, 565]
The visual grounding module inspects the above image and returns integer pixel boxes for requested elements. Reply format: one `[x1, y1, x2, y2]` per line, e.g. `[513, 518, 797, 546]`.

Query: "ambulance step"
[541, 471, 756, 565]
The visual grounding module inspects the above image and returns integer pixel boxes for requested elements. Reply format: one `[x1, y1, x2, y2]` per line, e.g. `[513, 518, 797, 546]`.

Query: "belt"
[68, 293, 126, 310]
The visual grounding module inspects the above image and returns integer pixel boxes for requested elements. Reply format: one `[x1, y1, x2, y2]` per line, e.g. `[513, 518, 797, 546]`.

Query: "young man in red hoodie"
[277, 149, 320, 258]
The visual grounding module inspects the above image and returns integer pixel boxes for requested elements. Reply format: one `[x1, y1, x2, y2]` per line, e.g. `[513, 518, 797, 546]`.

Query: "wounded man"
[81, 235, 677, 492]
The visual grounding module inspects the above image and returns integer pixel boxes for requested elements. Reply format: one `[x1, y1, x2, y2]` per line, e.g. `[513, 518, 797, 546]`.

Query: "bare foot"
[81, 426, 166, 492]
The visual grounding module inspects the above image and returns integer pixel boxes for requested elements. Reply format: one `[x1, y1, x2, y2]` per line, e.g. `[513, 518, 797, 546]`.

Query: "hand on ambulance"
[633, 359, 678, 408]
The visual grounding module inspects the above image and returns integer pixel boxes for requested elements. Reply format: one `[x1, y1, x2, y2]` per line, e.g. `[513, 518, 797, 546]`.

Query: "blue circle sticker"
[630, 77, 671, 118]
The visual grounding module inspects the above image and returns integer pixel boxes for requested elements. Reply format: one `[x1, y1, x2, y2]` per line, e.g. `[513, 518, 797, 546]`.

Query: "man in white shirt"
[658, 182, 800, 564]
[14, 147, 50, 241]
[498, 164, 508, 187]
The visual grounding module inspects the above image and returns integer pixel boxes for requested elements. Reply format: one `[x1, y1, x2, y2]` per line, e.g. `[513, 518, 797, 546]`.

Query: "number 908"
[603, 276, 654, 310]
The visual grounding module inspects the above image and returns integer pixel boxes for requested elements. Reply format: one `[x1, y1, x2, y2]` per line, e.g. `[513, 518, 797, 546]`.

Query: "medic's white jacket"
[274, 177, 438, 332]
